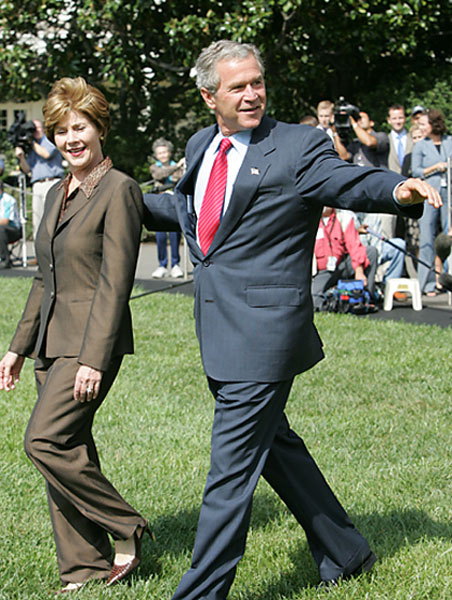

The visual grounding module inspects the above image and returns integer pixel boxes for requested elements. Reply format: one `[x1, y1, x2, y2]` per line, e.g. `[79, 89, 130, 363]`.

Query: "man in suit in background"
[386, 104, 415, 240]
[144, 41, 440, 599]
[388, 104, 413, 174]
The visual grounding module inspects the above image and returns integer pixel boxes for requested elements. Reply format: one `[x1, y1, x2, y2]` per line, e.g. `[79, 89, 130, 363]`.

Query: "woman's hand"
[0, 351, 25, 391]
[354, 265, 367, 287]
[435, 161, 448, 173]
[74, 364, 103, 403]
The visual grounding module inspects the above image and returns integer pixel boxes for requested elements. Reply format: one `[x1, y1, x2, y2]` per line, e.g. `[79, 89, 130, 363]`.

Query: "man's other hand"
[396, 178, 442, 208]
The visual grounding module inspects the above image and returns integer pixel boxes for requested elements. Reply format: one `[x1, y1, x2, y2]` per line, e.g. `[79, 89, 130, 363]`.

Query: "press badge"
[326, 256, 337, 271]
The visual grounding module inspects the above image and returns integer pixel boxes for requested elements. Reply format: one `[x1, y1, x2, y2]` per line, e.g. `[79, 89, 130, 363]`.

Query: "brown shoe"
[106, 524, 153, 586]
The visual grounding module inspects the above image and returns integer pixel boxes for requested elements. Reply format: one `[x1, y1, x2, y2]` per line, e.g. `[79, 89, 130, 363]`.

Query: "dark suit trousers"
[172, 379, 371, 600]
[24, 356, 147, 584]
[0, 224, 20, 262]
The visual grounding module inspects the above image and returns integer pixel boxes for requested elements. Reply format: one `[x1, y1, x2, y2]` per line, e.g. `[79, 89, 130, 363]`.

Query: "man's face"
[33, 120, 44, 140]
[387, 108, 406, 133]
[357, 112, 372, 131]
[317, 109, 332, 129]
[200, 55, 266, 136]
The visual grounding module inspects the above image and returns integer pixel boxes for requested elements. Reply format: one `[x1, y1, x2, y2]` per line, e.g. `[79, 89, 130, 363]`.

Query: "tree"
[1, 0, 452, 178]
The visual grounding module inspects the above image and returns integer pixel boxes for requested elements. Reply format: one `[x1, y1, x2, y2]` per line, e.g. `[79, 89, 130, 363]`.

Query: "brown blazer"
[388, 131, 414, 173]
[10, 166, 143, 372]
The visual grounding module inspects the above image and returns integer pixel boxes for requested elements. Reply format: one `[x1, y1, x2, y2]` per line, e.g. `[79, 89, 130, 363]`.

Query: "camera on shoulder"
[334, 97, 360, 142]
[7, 111, 36, 154]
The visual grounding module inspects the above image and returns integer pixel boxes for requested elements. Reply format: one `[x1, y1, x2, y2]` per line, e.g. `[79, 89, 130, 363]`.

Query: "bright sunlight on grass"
[0, 277, 451, 599]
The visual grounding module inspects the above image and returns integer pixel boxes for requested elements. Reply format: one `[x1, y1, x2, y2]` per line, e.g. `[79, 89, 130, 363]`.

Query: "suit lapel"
[205, 117, 275, 255]
[406, 134, 413, 154]
[55, 189, 92, 234]
[178, 126, 217, 197]
[176, 126, 217, 261]
[45, 186, 65, 238]
[45, 182, 93, 238]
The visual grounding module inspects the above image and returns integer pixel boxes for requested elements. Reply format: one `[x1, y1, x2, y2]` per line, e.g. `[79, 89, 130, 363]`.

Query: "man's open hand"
[396, 178, 442, 208]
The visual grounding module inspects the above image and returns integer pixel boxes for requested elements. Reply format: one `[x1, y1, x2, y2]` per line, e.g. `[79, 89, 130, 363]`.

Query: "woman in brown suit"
[0, 78, 150, 593]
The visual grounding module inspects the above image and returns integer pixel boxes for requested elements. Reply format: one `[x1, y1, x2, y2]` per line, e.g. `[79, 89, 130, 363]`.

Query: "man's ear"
[200, 87, 216, 111]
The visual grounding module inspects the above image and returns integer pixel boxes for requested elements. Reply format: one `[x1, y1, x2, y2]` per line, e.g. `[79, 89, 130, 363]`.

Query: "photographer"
[14, 119, 63, 241]
[347, 111, 389, 168]
[316, 100, 350, 161]
[338, 111, 404, 285]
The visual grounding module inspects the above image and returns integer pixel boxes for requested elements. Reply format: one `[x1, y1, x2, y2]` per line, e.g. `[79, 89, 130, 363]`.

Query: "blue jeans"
[380, 238, 406, 283]
[418, 188, 449, 293]
[156, 231, 181, 268]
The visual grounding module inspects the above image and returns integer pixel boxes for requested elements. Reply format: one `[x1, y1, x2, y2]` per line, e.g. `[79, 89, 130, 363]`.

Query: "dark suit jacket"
[144, 116, 422, 382]
[10, 168, 143, 372]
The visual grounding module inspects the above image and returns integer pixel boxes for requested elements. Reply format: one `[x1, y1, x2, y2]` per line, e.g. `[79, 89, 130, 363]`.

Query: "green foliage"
[407, 77, 452, 132]
[1, 0, 452, 175]
[1, 277, 452, 598]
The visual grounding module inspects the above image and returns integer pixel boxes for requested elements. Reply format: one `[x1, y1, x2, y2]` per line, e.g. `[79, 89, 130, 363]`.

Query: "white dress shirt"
[194, 130, 251, 244]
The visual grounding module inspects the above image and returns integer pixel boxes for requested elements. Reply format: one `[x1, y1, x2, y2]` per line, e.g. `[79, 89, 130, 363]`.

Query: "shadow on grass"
[352, 508, 452, 556]
[139, 498, 452, 599]
[138, 506, 199, 579]
[237, 507, 452, 599]
[137, 493, 295, 582]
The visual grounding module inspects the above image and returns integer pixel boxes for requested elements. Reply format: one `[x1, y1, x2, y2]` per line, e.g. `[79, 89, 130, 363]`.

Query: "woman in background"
[401, 124, 425, 258]
[149, 138, 185, 279]
[412, 109, 452, 295]
[0, 77, 151, 593]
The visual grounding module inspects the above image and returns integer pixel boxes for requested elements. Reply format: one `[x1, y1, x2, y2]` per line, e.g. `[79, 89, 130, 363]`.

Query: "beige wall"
[0, 100, 45, 130]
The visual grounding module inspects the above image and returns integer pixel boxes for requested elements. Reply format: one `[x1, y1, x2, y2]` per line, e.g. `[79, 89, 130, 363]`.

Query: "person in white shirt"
[316, 100, 334, 140]
[0, 181, 21, 269]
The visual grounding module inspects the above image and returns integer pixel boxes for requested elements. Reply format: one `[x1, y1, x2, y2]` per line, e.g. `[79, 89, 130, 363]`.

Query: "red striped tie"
[198, 137, 232, 255]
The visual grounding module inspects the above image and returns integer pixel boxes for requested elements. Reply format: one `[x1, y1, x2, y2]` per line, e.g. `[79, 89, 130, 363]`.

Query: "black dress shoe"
[317, 551, 377, 590]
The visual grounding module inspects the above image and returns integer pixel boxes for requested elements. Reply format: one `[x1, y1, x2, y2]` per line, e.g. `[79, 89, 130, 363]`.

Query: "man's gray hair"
[195, 40, 265, 94]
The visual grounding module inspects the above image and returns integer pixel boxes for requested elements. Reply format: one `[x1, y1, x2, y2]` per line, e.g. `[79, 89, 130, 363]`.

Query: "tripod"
[17, 172, 28, 268]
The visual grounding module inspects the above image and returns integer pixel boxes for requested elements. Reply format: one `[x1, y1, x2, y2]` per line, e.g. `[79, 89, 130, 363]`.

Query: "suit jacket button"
[50, 291, 55, 298]
[203, 259, 211, 267]
[49, 263, 54, 271]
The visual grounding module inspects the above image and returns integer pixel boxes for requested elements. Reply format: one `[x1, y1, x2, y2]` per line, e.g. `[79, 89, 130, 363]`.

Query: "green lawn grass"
[1, 277, 451, 599]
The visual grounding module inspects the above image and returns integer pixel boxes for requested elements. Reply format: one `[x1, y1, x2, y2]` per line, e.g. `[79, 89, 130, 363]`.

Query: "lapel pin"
[250, 167, 260, 175]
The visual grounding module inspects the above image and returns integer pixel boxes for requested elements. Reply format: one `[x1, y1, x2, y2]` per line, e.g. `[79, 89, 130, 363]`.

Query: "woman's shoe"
[106, 524, 153, 586]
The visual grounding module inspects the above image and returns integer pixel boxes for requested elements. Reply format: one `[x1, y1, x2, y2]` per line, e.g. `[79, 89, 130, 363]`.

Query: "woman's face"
[411, 129, 424, 144]
[417, 114, 432, 138]
[54, 110, 103, 179]
[154, 145, 171, 164]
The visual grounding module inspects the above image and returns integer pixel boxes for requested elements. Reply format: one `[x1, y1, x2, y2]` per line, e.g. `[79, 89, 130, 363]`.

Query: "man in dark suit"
[144, 41, 441, 599]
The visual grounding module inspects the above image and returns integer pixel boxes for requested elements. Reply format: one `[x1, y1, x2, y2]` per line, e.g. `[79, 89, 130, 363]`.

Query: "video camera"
[7, 111, 36, 154]
[334, 97, 360, 143]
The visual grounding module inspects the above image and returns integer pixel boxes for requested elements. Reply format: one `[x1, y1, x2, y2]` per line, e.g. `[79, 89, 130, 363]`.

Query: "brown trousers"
[24, 356, 147, 584]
